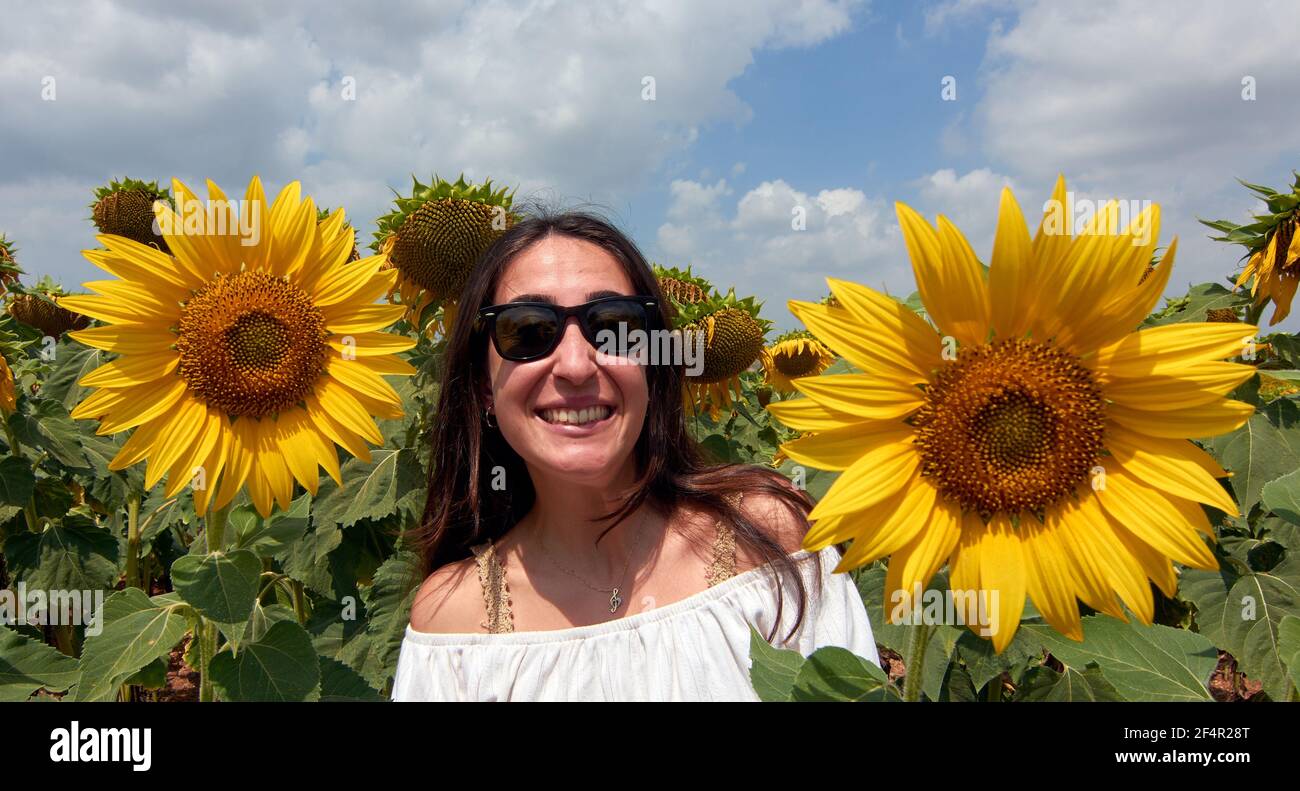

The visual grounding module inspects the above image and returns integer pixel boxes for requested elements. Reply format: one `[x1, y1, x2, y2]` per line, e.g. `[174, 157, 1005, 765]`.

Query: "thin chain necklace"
[537, 508, 650, 613]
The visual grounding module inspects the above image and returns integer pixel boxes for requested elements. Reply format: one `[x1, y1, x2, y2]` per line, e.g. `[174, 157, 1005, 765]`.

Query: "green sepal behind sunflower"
[771, 328, 816, 346]
[0, 234, 21, 284]
[317, 207, 361, 261]
[89, 177, 173, 208]
[369, 172, 518, 253]
[1199, 172, 1300, 254]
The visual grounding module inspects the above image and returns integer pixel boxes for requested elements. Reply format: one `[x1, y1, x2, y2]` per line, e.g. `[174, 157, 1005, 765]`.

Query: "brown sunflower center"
[912, 338, 1105, 516]
[774, 344, 824, 377]
[177, 271, 328, 417]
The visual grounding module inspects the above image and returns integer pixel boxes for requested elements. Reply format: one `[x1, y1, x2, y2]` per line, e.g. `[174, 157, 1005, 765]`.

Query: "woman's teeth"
[539, 405, 613, 425]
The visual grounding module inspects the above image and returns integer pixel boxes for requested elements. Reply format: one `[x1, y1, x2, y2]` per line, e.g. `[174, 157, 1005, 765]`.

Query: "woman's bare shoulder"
[733, 480, 812, 565]
[407, 554, 486, 635]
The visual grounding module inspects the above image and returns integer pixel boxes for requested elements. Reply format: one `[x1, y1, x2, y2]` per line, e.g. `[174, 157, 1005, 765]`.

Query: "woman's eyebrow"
[505, 289, 626, 304]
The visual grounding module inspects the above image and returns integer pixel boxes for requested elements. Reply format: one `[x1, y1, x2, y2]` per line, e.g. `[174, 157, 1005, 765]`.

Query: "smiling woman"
[393, 210, 880, 702]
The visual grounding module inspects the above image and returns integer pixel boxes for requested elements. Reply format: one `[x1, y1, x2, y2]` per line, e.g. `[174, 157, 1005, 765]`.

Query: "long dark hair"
[409, 209, 822, 644]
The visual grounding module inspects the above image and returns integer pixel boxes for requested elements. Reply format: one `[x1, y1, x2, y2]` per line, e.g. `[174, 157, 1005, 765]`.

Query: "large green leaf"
[313, 448, 424, 528]
[1206, 397, 1300, 516]
[75, 588, 188, 701]
[1262, 467, 1300, 526]
[170, 549, 261, 624]
[0, 455, 36, 506]
[39, 343, 100, 412]
[0, 626, 80, 700]
[1182, 522, 1300, 701]
[1022, 616, 1217, 701]
[8, 399, 88, 469]
[3, 518, 120, 591]
[207, 620, 320, 702]
[1279, 615, 1300, 698]
[319, 656, 384, 702]
[233, 493, 311, 556]
[1014, 665, 1123, 701]
[365, 550, 422, 678]
[747, 625, 893, 701]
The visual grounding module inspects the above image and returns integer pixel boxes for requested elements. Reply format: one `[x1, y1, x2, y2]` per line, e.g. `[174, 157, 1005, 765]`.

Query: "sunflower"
[769, 175, 1258, 652]
[372, 173, 517, 333]
[1203, 174, 1300, 326]
[61, 177, 415, 518]
[1233, 217, 1299, 325]
[760, 330, 836, 394]
[0, 353, 15, 414]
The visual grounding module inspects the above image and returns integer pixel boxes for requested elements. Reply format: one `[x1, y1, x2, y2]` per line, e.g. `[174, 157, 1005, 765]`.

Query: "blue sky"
[3, 0, 1298, 332]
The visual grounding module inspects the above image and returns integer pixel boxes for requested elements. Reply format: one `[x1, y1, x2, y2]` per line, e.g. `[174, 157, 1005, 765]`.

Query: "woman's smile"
[535, 400, 618, 433]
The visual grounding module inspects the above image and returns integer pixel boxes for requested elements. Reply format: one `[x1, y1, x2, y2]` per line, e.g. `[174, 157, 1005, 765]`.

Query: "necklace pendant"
[609, 588, 622, 613]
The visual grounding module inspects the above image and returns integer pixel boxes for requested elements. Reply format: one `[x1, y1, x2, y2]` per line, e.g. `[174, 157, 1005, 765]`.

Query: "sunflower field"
[1, 170, 1299, 703]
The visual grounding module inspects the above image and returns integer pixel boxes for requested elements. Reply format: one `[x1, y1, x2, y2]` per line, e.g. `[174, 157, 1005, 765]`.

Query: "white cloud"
[0, 0, 864, 286]
[657, 178, 904, 329]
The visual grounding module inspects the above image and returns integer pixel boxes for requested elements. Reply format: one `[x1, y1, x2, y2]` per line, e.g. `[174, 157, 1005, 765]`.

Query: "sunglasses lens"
[494, 306, 559, 360]
[585, 300, 648, 354]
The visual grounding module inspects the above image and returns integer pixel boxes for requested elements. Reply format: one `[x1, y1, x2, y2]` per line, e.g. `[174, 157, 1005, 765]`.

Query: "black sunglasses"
[475, 294, 661, 362]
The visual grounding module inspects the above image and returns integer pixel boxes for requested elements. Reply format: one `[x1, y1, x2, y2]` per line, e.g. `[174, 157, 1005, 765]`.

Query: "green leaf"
[207, 620, 320, 702]
[1277, 615, 1300, 697]
[279, 522, 348, 599]
[0, 455, 36, 506]
[1182, 522, 1300, 701]
[1206, 397, 1300, 516]
[1262, 467, 1300, 526]
[1142, 282, 1253, 326]
[8, 399, 88, 468]
[954, 628, 1045, 690]
[40, 344, 100, 412]
[123, 656, 168, 689]
[313, 448, 423, 528]
[1021, 616, 1217, 701]
[791, 645, 894, 701]
[233, 493, 311, 556]
[3, 518, 120, 591]
[170, 549, 262, 623]
[0, 626, 80, 700]
[748, 624, 805, 701]
[366, 550, 422, 680]
[319, 656, 384, 702]
[75, 588, 188, 701]
[1014, 665, 1123, 701]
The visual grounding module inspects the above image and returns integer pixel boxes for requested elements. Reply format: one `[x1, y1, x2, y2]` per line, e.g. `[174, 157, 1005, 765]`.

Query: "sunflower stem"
[197, 504, 231, 702]
[125, 494, 142, 591]
[1244, 297, 1269, 328]
[902, 622, 934, 702]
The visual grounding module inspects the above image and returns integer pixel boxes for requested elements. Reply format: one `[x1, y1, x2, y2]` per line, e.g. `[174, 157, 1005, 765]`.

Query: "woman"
[392, 210, 881, 701]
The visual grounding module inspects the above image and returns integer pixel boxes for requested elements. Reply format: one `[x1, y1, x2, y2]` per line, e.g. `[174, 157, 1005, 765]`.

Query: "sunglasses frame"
[475, 294, 661, 362]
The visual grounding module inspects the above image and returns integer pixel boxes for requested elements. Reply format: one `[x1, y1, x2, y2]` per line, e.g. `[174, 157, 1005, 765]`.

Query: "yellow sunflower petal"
[1105, 427, 1239, 514]
[986, 187, 1036, 339]
[828, 473, 937, 568]
[1104, 361, 1256, 409]
[1106, 398, 1254, 441]
[1093, 461, 1217, 569]
[883, 499, 962, 623]
[807, 437, 920, 520]
[1091, 322, 1260, 378]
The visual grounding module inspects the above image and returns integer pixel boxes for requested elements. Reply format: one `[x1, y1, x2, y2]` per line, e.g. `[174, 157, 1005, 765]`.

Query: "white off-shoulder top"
[390, 545, 882, 701]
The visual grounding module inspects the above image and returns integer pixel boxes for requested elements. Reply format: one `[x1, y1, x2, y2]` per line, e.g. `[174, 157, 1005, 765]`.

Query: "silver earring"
[484, 407, 497, 429]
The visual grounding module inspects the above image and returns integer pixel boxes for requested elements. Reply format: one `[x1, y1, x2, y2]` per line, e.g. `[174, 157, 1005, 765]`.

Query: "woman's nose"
[550, 316, 598, 381]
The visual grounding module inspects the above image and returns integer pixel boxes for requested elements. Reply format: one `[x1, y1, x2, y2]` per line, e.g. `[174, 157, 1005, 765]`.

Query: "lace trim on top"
[470, 541, 515, 634]
[470, 492, 745, 635]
